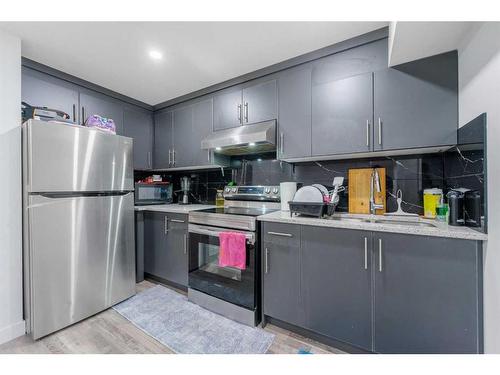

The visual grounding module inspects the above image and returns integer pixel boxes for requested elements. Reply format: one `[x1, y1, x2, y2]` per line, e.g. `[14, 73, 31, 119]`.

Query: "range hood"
[201, 120, 276, 156]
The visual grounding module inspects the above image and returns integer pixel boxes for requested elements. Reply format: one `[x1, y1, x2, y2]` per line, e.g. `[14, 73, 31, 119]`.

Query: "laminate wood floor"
[0, 280, 344, 354]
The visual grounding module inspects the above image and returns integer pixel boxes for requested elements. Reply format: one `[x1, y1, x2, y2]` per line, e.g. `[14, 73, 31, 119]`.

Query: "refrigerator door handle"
[37, 191, 132, 199]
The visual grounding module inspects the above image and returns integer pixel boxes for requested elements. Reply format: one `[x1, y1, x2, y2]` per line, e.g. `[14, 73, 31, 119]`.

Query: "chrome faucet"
[370, 168, 384, 215]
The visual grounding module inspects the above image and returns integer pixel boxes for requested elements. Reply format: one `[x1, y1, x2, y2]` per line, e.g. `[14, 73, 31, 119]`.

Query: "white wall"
[458, 22, 500, 354]
[0, 29, 24, 344]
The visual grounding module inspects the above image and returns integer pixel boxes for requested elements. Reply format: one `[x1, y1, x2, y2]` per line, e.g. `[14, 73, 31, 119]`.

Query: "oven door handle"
[188, 224, 255, 245]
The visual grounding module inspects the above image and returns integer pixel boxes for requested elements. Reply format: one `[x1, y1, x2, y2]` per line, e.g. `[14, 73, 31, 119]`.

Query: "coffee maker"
[179, 176, 191, 205]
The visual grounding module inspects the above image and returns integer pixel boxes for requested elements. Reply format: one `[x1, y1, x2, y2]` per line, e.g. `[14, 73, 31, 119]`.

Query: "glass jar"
[216, 190, 224, 207]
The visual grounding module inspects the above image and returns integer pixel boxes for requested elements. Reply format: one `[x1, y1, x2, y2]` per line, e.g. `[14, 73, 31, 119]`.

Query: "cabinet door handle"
[267, 231, 292, 238]
[378, 238, 383, 272]
[164, 216, 169, 234]
[280, 132, 284, 157]
[265, 248, 269, 274]
[207, 149, 211, 162]
[172, 149, 176, 166]
[237, 104, 242, 123]
[366, 120, 370, 147]
[168, 149, 172, 166]
[244, 102, 249, 123]
[364, 237, 368, 270]
[170, 219, 185, 223]
[147, 151, 152, 168]
[378, 118, 382, 145]
[184, 234, 188, 255]
[81, 106, 85, 125]
[73, 104, 76, 122]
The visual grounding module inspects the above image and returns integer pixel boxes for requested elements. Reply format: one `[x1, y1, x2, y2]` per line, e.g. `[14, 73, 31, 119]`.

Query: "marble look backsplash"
[136, 113, 486, 227]
[136, 148, 484, 217]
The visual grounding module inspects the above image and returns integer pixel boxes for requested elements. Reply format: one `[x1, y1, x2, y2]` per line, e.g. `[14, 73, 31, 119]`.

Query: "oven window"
[188, 230, 256, 309]
[197, 243, 242, 281]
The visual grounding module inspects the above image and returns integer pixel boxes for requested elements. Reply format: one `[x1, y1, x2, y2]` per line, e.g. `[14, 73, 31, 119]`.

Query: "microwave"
[134, 183, 173, 205]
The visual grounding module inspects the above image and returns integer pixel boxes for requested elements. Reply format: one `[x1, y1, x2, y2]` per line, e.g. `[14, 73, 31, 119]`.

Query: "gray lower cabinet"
[373, 51, 458, 151]
[373, 232, 482, 353]
[312, 72, 373, 156]
[80, 90, 124, 134]
[22, 67, 80, 123]
[144, 212, 188, 287]
[213, 87, 243, 131]
[277, 66, 312, 159]
[123, 106, 153, 169]
[262, 222, 482, 354]
[301, 226, 373, 351]
[262, 223, 304, 327]
[153, 110, 173, 169]
[242, 79, 277, 124]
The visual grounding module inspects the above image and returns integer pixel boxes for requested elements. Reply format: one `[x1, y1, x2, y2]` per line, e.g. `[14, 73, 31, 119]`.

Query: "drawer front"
[263, 222, 300, 246]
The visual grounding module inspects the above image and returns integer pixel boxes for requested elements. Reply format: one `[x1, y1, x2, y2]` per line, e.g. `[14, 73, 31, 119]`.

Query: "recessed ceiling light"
[248, 142, 256, 147]
[215, 147, 222, 151]
[149, 50, 163, 60]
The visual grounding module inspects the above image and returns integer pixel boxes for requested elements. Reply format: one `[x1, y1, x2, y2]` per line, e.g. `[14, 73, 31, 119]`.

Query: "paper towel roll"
[280, 182, 298, 211]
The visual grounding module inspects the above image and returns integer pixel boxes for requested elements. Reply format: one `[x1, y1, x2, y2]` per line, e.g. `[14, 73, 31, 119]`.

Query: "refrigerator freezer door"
[26, 192, 135, 339]
[25, 119, 133, 193]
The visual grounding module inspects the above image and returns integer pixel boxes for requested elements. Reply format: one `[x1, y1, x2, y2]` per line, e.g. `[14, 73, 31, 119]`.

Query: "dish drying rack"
[289, 177, 345, 218]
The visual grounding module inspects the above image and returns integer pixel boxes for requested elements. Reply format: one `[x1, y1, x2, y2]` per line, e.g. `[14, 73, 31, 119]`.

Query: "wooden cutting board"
[348, 168, 386, 215]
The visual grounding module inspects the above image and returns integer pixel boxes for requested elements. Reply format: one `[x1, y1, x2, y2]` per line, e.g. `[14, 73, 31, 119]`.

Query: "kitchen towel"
[218, 232, 246, 270]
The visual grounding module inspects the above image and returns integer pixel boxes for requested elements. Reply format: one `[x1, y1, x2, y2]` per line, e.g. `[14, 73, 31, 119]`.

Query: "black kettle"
[464, 190, 481, 227]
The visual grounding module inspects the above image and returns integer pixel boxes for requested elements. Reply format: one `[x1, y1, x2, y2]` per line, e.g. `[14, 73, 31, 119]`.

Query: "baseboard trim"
[0, 320, 26, 345]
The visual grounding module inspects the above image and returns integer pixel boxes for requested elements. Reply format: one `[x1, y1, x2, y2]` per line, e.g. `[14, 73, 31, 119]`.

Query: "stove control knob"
[272, 187, 279, 194]
[264, 187, 271, 194]
[231, 188, 237, 193]
[225, 187, 231, 193]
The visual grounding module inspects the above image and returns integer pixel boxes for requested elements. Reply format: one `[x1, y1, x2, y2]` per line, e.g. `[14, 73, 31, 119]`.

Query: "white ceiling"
[0, 22, 387, 105]
[388, 21, 479, 66]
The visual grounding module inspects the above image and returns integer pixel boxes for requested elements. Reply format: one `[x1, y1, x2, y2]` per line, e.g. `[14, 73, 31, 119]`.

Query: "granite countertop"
[257, 211, 488, 241]
[135, 204, 216, 213]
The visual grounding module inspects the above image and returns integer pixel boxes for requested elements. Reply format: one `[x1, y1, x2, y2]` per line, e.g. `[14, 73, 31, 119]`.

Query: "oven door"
[188, 224, 256, 310]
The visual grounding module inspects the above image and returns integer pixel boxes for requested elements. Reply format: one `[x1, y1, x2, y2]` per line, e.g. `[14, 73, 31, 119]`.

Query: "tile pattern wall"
[136, 114, 486, 223]
[136, 148, 484, 217]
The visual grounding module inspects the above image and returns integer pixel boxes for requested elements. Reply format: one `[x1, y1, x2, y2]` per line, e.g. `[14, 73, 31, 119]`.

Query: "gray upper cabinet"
[154, 110, 173, 169]
[373, 51, 458, 151]
[144, 212, 188, 287]
[123, 107, 153, 170]
[373, 232, 482, 354]
[301, 226, 373, 351]
[262, 223, 304, 327]
[213, 87, 243, 131]
[213, 79, 277, 131]
[277, 66, 312, 159]
[312, 72, 373, 156]
[192, 98, 215, 166]
[79, 90, 124, 134]
[22, 67, 80, 123]
[242, 80, 277, 124]
[172, 105, 194, 168]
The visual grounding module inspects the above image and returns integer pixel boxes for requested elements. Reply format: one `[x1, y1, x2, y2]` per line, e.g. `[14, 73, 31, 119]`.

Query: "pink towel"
[218, 232, 247, 270]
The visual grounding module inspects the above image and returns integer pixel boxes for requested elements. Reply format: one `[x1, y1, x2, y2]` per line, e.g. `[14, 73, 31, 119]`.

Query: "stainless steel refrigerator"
[22, 119, 136, 340]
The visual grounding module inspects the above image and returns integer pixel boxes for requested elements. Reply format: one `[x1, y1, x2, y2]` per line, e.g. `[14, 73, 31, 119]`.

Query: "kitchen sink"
[327, 216, 437, 228]
[371, 219, 437, 228]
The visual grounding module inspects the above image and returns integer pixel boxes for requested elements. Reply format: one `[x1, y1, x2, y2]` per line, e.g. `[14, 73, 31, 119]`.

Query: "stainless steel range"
[188, 185, 280, 326]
